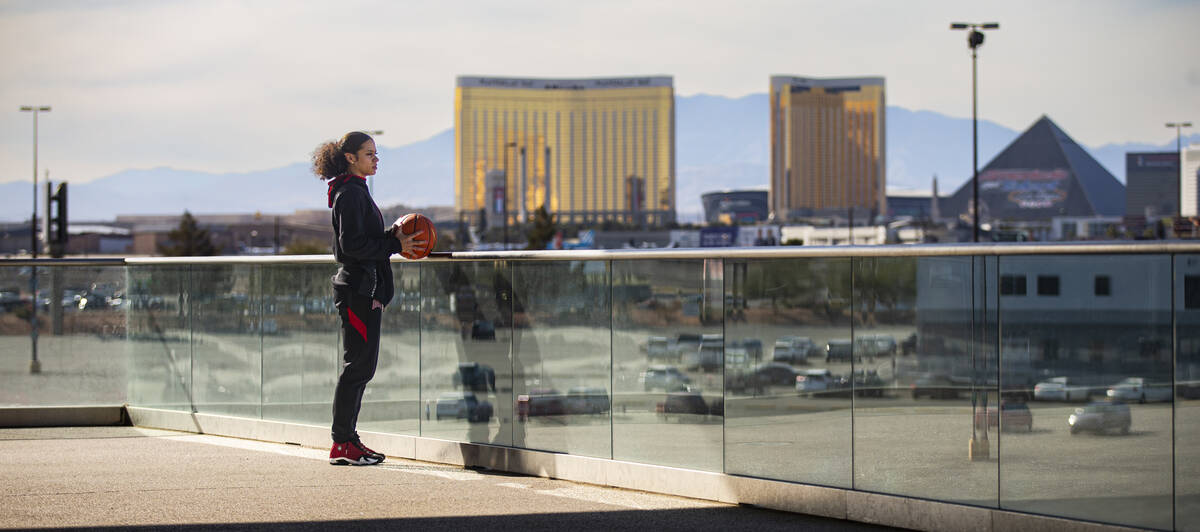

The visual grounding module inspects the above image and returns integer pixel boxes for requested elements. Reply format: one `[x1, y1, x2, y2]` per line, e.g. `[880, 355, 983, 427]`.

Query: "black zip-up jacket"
[327, 175, 402, 305]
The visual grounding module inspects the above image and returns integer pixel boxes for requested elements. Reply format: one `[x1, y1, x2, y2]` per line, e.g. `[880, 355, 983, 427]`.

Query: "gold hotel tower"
[455, 76, 675, 226]
[769, 76, 886, 220]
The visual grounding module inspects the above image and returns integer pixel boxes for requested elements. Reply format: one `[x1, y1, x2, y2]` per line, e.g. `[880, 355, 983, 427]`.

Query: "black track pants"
[332, 288, 381, 443]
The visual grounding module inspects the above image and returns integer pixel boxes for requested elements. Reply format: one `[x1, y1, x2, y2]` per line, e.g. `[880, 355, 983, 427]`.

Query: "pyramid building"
[943, 116, 1125, 222]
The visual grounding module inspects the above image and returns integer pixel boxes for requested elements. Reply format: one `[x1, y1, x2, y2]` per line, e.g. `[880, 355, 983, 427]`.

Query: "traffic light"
[47, 182, 67, 256]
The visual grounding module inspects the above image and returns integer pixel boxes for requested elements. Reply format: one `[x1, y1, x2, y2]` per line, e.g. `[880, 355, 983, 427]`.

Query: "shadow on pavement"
[57, 507, 901, 532]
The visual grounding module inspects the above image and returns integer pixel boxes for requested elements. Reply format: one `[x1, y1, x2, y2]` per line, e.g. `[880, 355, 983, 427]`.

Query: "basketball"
[394, 213, 437, 259]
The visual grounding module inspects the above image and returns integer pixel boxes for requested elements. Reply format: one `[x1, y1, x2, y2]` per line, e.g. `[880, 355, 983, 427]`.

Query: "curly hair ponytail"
[311, 131, 374, 180]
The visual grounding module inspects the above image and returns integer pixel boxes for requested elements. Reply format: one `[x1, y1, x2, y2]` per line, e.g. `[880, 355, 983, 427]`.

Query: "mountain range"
[2, 94, 1196, 223]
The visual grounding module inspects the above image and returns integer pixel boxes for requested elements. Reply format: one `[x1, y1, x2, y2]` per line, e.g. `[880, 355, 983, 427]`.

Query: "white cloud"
[1, 0, 1197, 184]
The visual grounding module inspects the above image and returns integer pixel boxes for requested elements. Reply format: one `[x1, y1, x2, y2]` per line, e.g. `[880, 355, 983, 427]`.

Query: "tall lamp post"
[20, 105, 50, 375]
[1167, 122, 1193, 219]
[950, 22, 999, 243]
[366, 130, 383, 196]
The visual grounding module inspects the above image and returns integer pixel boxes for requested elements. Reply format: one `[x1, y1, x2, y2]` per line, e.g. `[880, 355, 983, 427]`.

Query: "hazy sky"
[1, 0, 1197, 186]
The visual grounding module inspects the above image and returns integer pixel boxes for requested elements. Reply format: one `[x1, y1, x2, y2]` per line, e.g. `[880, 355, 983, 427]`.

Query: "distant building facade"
[455, 76, 675, 227]
[1126, 152, 1179, 219]
[887, 190, 941, 221]
[769, 75, 886, 221]
[1184, 146, 1200, 218]
[701, 189, 768, 224]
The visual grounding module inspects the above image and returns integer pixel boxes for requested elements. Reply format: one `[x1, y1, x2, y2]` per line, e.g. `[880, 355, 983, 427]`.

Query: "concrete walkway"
[0, 427, 901, 531]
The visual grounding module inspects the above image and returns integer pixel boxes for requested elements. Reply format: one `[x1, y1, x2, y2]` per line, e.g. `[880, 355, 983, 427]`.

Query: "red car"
[975, 400, 1033, 432]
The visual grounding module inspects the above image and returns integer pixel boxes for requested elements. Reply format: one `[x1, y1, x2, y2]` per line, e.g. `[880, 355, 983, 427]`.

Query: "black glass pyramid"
[943, 116, 1125, 221]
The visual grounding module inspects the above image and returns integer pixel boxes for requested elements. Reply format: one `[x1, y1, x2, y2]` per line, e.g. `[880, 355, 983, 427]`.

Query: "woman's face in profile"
[347, 139, 378, 177]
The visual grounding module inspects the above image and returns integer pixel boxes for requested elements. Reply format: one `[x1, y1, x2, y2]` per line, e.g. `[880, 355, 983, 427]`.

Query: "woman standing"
[313, 131, 426, 465]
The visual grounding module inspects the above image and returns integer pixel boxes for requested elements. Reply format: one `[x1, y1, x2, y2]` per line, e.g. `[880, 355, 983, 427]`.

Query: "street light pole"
[951, 22, 999, 243]
[1166, 122, 1193, 219]
[20, 105, 50, 375]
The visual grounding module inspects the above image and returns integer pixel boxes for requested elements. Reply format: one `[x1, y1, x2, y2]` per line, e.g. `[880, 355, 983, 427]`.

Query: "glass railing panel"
[853, 256, 998, 506]
[1179, 253, 1200, 531]
[189, 264, 262, 418]
[420, 260, 513, 446]
[126, 265, 193, 411]
[30, 265, 128, 405]
[999, 255, 1172, 530]
[723, 257, 851, 486]
[612, 259, 723, 472]
[0, 265, 33, 405]
[358, 262, 422, 436]
[261, 263, 339, 426]
[509, 260, 612, 458]
[0, 265, 124, 406]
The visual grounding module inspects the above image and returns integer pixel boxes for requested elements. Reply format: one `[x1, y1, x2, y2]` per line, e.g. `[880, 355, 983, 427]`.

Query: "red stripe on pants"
[347, 308, 368, 343]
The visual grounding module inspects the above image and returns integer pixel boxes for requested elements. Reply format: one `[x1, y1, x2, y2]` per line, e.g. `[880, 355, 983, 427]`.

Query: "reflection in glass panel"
[509, 261, 611, 457]
[261, 264, 340, 426]
[1000, 255, 1172, 530]
[127, 266, 193, 411]
[612, 259, 722, 471]
[190, 265, 262, 417]
[421, 261, 513, 446]
[1180, 254, 1200, 531]
[358, 262, 421, 436]
[0, 265, 32, 406]
[724, 258, 851, 486]
[853, 257, 997, 506]
[28, 266, 129, 405]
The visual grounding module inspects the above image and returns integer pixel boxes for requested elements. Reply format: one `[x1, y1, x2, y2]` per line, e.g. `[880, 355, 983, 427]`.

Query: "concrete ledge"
[0, 405, 127, 428]
[117, 406, 1138, 532]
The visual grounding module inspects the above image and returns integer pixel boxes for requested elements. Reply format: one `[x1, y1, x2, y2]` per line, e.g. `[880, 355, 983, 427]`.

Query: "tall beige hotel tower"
[770, 76, 886, 220]
[455, 76, 675, 227]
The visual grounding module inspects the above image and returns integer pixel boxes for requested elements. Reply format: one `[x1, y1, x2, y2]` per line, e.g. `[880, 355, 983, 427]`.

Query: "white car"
[1106, 377, 1172, 403]
[1033, 376, 1089, 402]
[796, 369, 833, 395]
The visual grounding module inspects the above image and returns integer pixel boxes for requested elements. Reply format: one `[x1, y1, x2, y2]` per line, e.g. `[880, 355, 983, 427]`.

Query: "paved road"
[0, 427, 901, 531]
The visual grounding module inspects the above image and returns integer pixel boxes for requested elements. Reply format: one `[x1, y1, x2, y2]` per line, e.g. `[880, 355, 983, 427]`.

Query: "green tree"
[158, 211, 218, 256]
[525, 205, 557, 250]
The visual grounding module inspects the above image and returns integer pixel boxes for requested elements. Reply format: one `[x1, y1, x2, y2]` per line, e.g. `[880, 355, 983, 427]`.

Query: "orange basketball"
[395, 213, 437, 259]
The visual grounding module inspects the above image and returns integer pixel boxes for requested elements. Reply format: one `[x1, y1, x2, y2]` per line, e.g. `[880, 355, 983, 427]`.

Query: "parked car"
[731, 338, 763, 360]
[640, 365, 691, 392]
[685, 335, 723, 372]
[1033, 376, 1089, 402]
[845, 369, 886, 397]
[725, 345, 752, 370]
[1069, 401, 1131, 435]
[436, 392, 493, 422]
[673, 333, 703, 360]
[657, 391, 712, 419]
[853, 335, 894, 361]
[516, 388, 566, 419]
[796, 369, 834, 395]
[645, 336, 672, 361]
[773, 336, 816, 365]
[752, 362, 799, 389]
[824, 339, 855, 363]
[564, 386, 609, 415]
[976, 400, 1033, 432]
[1106, 377, 1172, 403]
[910, 374, 965, 399]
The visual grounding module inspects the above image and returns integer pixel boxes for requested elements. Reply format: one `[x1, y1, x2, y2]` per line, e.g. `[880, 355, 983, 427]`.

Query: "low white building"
[780, 225, 887, 246]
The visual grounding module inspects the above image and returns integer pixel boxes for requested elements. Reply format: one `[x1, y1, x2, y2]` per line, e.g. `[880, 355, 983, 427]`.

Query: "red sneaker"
[329, 440, 382, 466]
[354, 439, 385, 463]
